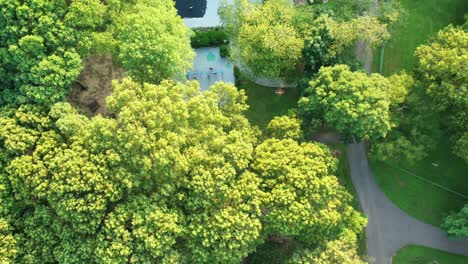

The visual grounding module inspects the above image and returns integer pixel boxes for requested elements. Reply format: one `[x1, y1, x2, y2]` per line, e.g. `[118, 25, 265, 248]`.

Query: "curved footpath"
[347, 143, 468, 263]
[352, 0, 468, 261]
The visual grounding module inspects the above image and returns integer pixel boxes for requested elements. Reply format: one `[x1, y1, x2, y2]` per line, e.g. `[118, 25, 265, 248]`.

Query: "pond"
[174, 0, 207, 18]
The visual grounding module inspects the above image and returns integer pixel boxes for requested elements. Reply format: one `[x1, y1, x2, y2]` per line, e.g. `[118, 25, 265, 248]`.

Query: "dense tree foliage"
[0, 0, 102, 104]
[415, 25, 467, 111]
[266, 115, 303, 141]
[221, 0, 394, 78]
[372, 22, 467, 165]
[0, 0, 194, 106]
[442, 204, 468, 238]
[221, 0, 304, 78]
[0, 79, 365, 263]
[108, 0, 194, 84]
[301, 12, 390, 72]
[414, 24, 467, 161]
[299, 65, 411, 141]
[289, 234, 365, 264]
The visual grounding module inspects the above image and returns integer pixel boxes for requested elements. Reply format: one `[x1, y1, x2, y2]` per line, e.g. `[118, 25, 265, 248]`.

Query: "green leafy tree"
[299, 65, 410, 140]
[320, 0, 372, 21]
[0, 0, 107, 105]
[221, 0, 304, 78]
[301, 13, 390, 72]
[253, 139, 366, 245]
[415, 25, 467, 111]
[0, 218, 16, 263]
[442, 203, 468, 238]
[369, 80, 442, 164]
[266, 115, 303, 141]
[0, 79, 365, 263]
[414, 24, 467, 161]
[112, 0, 194, 83]
[453, 132, 468, 163]
[0, 0, 194, 104]
[289, 233, 366, 264]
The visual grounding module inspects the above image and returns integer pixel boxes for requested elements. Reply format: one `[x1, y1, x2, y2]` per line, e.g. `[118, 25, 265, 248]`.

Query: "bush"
[219, 44, 230, 58]
[191, 29, 229, 47]
[233, 66, 241, 86]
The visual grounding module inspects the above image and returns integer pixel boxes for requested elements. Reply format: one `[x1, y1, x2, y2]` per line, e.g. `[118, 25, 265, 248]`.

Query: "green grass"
[370, 138, 468, 226]
[237, 79, 301, 130]
[392, 245, 468, 264]
[374, 0, 467, 75]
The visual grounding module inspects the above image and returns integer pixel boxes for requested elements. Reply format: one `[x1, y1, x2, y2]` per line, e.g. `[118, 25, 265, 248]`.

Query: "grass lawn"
[370, 137, 468, 226]
[237, 79, 301, 130]
[373, 0, 467, 75]
[392, 245, 468, 264]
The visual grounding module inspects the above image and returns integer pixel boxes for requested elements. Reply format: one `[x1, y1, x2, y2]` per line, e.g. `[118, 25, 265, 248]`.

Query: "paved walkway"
[347, 143, 468, 263]
[351, 1, 468, 262]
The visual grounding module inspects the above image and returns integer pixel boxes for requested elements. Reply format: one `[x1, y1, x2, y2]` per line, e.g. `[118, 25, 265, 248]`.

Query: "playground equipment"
[186, 70, 224, 80]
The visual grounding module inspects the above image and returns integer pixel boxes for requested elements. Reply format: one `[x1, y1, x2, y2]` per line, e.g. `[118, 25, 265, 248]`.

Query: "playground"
[187, 47, 235, 91]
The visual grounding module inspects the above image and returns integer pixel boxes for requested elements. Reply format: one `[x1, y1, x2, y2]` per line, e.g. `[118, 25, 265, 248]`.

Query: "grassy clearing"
[237, 79, 301, 130]
[370, 138, 468, 226]
[392, 245, 468, 264]
[373, 0, 467, 75]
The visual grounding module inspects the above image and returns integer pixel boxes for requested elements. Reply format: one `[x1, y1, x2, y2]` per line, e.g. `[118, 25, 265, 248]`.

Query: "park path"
[347, 143, 468, 263]
[351, 1, 468, 263]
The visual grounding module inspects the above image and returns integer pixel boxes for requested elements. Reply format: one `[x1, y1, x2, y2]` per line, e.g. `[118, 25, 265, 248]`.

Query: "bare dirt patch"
[69, 55, 125, 117]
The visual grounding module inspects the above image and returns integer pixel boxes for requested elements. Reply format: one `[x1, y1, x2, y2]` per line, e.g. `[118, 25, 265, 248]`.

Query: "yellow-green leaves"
[300, 65, 411, 140]
[415, 25, 467, 111]
[0, 0, 100, 105]
[225, 0, 304, 78]
[1, 78, 366, 262]
[253, 139, 364, 244]
[97, 196, 182, 263]
[114, 0, 194, 84]
[0, 218, 16, 263]
[267, 115, 303, 141]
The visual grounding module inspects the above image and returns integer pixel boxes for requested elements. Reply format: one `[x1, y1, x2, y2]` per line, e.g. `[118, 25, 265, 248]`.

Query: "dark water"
[174, 0, 207, 18]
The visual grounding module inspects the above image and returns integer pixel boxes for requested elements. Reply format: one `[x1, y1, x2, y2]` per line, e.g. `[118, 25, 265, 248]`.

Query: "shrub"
[220, 44, 230, 58]
[191, 29, 229, 47]
[233, 66, 241, 86]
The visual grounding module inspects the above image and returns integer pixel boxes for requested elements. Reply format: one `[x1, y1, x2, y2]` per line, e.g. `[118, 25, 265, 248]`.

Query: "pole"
[379, 44, 385, 74]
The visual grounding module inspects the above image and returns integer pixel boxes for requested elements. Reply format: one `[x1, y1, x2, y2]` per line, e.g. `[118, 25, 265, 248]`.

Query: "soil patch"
[69, 56, 125, 117]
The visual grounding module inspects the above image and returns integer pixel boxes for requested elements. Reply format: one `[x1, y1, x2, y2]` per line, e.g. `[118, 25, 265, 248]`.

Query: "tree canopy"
[0, 0, 194, 106]
[108, 0, 194, 84]
[442, 203, 468, 238]
[221, 0, 304, 78]
[299, 65, 411, 141]
[414, 23, 467, 162]
[0, 79, 365, 263]
[415, 24, 467, 111]
[0, 0, 100, 104]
